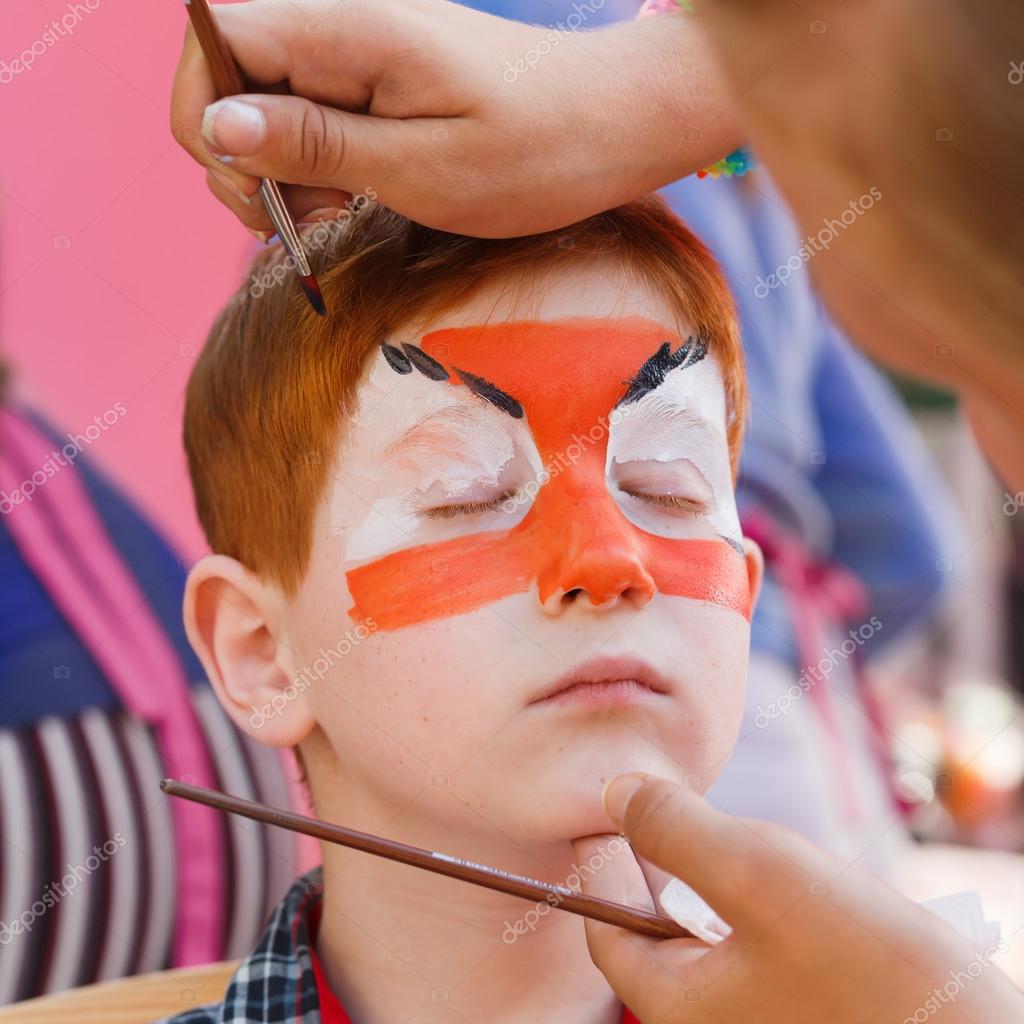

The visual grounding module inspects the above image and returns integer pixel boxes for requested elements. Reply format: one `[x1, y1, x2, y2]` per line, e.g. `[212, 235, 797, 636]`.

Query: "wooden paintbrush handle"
[161, 779, 695, 942]
[184, 0, 247, 98]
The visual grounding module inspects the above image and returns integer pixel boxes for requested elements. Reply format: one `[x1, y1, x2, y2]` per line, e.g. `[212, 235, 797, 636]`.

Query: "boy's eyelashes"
[619, 488, 708, 517]
[420, 489, 518, 519]
[417, 486, 709, 520]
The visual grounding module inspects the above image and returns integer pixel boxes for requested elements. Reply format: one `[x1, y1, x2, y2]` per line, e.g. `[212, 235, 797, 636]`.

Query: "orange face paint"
[345, 318, 750, 630]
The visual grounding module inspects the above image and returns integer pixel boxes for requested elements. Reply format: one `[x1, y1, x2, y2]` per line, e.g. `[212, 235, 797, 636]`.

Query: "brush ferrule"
[259, 179, 313, 277]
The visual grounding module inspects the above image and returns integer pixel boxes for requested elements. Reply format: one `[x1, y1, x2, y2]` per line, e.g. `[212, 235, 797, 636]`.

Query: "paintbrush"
[184, 0, 327, 317]
[161, 778, 695, 942]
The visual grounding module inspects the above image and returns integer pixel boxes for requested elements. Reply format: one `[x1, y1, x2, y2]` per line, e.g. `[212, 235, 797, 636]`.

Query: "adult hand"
[170, 0, 738, 238]
[696, 0, 1024, 486]
[573, 774, 1022, 1023]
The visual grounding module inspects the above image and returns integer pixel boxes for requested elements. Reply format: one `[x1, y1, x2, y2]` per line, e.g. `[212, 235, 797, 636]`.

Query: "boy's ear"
[184, 555, 315, 747]
[742, 536, 764, 613]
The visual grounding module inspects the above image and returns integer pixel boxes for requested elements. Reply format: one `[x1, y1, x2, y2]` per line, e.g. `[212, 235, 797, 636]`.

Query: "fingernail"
[247, 227, 270, 244]
[210, 168, 252, 206]
[602, 773, 647, 827]
[299, 207, 344, 224]
[202, 99, 266, 159]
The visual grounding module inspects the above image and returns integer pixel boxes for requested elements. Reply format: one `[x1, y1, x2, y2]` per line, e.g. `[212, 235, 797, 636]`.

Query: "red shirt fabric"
[309, 903, 642, 1024]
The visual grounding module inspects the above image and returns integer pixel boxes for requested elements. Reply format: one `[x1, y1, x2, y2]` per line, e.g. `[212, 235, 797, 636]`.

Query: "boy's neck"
[315, 834, 626, 1024]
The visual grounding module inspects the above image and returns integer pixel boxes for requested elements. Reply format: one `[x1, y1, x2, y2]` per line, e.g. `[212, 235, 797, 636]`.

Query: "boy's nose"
[532, 476, 656, 615]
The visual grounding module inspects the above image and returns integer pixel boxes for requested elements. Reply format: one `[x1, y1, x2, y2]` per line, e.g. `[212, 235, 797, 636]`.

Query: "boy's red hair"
[185, 197, 746, 593]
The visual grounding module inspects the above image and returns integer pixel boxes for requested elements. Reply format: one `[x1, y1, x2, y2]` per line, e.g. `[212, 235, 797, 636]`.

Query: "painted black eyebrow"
[379, 342, 524, 419]
[452, 367, 524, 419]
[380, 343, 412, 374]
[616, 335, 709, 407]
[400, 343, 449, 380]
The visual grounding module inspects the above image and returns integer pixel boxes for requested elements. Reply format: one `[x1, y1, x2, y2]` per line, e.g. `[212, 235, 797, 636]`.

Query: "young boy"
[169, 195, 762, 1024]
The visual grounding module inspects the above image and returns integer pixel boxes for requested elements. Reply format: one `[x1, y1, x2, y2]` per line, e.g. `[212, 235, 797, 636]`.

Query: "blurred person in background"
[0, 362, 304, 1003]
[661, 167, 962, 869]
[461, 0, 962, 872]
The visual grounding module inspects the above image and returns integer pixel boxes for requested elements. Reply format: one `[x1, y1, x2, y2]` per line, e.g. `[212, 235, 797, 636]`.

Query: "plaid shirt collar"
[164, 867, 640, 1024]
[163, 868, 333, 1024]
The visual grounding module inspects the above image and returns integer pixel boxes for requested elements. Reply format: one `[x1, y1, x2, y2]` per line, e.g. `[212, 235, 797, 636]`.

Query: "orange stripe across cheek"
[344, 318, 750, 631]
[643, 536, 752, 621]
[344, 531, 750, 631]
[345, 530, 535, 632]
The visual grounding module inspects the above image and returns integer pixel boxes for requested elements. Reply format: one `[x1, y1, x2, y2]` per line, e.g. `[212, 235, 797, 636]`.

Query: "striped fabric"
[0, 406, 306, 1004]
[0, 696, 300, 1003]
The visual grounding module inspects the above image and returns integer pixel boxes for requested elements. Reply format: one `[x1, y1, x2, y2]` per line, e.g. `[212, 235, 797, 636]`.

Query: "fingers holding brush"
[197, 92, 438, 215]
[172, 23, 261, 203]
[584, 773, 1024, 1024]
[572, 831, 709, 1024]
[204, 168, 269, 240]
[204, 169, 350, 241]
[571, 833, 659, 920]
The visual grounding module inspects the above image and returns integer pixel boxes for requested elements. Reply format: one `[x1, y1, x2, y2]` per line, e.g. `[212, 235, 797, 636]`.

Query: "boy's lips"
[528, 655, 673, 707]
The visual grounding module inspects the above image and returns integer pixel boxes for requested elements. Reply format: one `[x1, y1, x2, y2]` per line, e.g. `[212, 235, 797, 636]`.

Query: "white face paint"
[330, 349, 542, 564]
[333, 342, 738, 565]
[605, 356, 741, 547]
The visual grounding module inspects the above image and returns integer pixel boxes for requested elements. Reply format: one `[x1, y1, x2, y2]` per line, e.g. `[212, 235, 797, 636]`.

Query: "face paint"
[331, 358, 540, 563]
[607, 353, 740, 546]
[340, 317, 749, 630]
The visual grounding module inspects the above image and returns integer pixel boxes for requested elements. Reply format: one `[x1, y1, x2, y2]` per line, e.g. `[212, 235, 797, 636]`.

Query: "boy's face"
[283, 265, 760, 844]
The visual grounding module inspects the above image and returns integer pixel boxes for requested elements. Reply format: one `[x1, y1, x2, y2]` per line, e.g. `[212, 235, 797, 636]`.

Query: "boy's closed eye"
[420, 489, 519, 519]
[613, 457, 715, 519]
[619, 489, 709, 516]
[387, 408, 538, 527]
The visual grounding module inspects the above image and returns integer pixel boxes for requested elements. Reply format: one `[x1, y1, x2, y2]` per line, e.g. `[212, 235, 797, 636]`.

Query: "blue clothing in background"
[0, 411, 203, 729]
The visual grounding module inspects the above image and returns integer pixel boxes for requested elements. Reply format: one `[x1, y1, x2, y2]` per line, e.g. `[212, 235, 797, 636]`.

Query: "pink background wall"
[1, 0, 252, 560]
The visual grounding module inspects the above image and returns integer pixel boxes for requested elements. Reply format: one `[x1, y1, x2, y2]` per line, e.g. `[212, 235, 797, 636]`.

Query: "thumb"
[572, 833, 707, 1024]
[604, 773, 821, 933]
[200, 93, 434, 197]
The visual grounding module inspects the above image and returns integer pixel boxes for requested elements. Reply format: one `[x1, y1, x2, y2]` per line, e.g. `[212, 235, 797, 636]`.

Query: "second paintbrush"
[183, 0, 327, 316]
[161, 778, 696, 942]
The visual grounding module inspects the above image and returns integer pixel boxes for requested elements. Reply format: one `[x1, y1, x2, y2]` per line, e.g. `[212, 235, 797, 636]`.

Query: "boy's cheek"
[299, 613, 522, 755]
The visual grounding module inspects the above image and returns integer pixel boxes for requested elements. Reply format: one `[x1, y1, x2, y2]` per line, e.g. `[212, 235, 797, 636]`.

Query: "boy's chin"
[529, 761, 695, 844]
